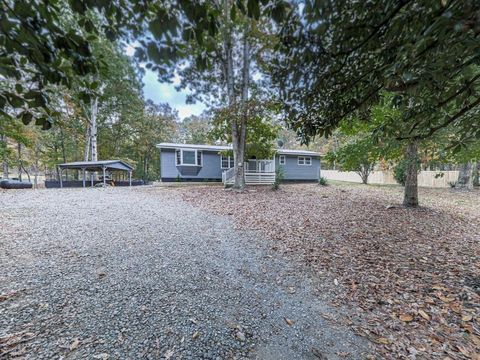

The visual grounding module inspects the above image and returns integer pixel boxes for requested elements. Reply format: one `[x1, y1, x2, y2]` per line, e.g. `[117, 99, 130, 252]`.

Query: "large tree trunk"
[474, 161, 480, 187]
[403, 141, 419, 207]
[233, 22, 250, 191]
[222, 0, 246, 190]
[1, 134, 8, 179]
[90, 97, 98, 162]
[456, 161, 473, 190]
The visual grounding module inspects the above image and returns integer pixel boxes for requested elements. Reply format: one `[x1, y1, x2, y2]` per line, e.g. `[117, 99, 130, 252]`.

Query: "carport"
[57, 160, 134, 188]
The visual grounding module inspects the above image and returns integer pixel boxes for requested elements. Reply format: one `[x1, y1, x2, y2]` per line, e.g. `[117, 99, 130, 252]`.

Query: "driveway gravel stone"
[0, 186, 370, 359]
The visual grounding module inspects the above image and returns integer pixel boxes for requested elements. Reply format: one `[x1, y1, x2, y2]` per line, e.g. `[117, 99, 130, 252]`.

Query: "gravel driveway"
[0, 186, 369, 359]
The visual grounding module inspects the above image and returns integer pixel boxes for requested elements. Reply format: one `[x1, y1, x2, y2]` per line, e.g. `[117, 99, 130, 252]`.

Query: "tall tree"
[272, 0, 480, 206]
[141, 0, 288, 190]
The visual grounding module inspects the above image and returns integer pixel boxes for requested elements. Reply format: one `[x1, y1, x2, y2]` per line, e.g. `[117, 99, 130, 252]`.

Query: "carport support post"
[129, 170, 132, 187]
[82, 168, 86, 188]
[102, 166, 106, 187]
[59, 166, 63, 188]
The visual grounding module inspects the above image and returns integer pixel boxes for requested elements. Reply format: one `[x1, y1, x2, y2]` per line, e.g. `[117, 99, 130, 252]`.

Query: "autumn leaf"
[399, 314, 413, 322]
[284, 317, 294, 326]
[418, 310, 430, 321]
[192, 331, 199, 339]
[376, 337, 390, 345]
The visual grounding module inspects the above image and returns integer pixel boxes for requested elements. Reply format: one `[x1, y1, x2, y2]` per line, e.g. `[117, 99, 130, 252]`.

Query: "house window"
[279, 155, 286, 165]
[221, 155, 235, 169]
[298, 156, 312, 166]
[196, 151, 202, 166]
[176, 149, 202, 166]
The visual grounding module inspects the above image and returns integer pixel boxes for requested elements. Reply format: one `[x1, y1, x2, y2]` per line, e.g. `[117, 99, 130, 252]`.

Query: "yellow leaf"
[376, 337, 390, 345]
[418, 310, 430, 321]
[284, 317, 294, 326]
[399, 314, 413, 322]
[462, 314, 473, 322]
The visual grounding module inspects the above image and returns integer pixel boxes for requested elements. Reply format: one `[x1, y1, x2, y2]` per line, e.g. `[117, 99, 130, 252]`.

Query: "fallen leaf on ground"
[284, 317, 294, 326]
[418, 310, 430, 321]
[399, 314, 413, 322]
[70, 338, 80, 350]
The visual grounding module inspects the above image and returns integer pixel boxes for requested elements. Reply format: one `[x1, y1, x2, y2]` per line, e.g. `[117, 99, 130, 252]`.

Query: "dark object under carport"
[56, 160, 134, 188]
[0, 179, 33, 189]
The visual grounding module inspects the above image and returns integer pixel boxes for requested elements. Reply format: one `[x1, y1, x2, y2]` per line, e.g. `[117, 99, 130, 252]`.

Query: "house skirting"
[161, 177, 222, 183]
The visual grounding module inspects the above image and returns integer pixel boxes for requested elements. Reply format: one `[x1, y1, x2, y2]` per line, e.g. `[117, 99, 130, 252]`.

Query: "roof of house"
[156, 143, 321, 157]
[58, 160, 134, 172]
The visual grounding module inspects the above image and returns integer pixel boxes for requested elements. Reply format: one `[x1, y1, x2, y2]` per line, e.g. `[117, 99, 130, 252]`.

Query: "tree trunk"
[403, 141, 419, 207]
[456, 161, 473, 190]
[474, 161, 480, 187]
[84, 125, 91, 161]
[233, 22, 250, 191]
[357, 167, 369, 184]
[34, 143, 39, 189]
[17, 142, 22, 181]
[1, 134, 8, 179]
[90, 97, 98, 162]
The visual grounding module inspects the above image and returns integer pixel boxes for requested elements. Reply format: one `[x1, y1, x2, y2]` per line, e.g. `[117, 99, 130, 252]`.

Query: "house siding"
[160, 149, 224, 181]
[276, 154, 321, 181]
[160, 147, 321, 182]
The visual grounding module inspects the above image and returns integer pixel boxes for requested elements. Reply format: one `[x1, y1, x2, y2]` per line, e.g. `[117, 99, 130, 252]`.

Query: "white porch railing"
[223, 159, 276, 185]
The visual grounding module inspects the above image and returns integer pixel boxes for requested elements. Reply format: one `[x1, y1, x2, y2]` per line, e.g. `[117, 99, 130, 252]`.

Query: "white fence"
[321, 170, 460, 188]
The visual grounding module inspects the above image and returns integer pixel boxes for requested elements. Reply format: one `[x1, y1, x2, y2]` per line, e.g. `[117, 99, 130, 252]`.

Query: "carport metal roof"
[58, 160, 134, 172]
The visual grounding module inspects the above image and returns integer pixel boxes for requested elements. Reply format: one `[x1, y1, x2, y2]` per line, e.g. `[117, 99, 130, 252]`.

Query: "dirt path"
[0, 186, 370, 359]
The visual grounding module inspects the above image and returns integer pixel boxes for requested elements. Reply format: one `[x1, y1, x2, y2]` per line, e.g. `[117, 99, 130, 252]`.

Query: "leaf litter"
[181, 183, 480, 359]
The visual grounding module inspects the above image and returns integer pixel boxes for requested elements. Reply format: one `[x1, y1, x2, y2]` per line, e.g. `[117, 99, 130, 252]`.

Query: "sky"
[125, 45, 206, 120]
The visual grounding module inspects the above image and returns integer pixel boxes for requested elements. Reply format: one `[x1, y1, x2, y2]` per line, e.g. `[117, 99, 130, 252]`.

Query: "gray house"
[156, 143, 321, 185]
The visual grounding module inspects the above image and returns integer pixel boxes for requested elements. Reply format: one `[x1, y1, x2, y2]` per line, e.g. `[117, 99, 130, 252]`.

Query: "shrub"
[393, 160, 407, 186]
[272, 167, 284, 190]
[318, 176, 328, 186]
[176, 175, 181, 182]
[448, 181, 457, 188]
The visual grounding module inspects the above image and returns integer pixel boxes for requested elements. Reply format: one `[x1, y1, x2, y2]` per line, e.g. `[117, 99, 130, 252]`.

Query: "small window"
[279, 155, 286, 165]
[221, 155, 234, 169]
[298, 156, 312, 166]
[176, 149, 181, 165]
[196, 151, 202, 166]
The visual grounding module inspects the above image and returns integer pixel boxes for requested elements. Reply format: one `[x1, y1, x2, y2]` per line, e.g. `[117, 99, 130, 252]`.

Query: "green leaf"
[247, 0, 260, 19]
[20, 111, 33, 125]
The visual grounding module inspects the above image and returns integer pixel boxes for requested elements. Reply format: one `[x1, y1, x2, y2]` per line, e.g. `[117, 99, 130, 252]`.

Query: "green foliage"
[318, 176, 328, 186]
[209, 100, 281, 160]
[394, 160, 408, 186]
[271, 167, 284, 190]
[272, 1, 480, 148]
[180, 114, 212, 144]
[394, 157, 421, 186]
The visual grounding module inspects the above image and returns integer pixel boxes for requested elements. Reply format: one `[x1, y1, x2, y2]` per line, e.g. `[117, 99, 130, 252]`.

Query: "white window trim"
[297, 156, 312, 166]
[220, 155, 234, 169]
[176, 149, 202, 166]
[279, 155, 286, 165]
